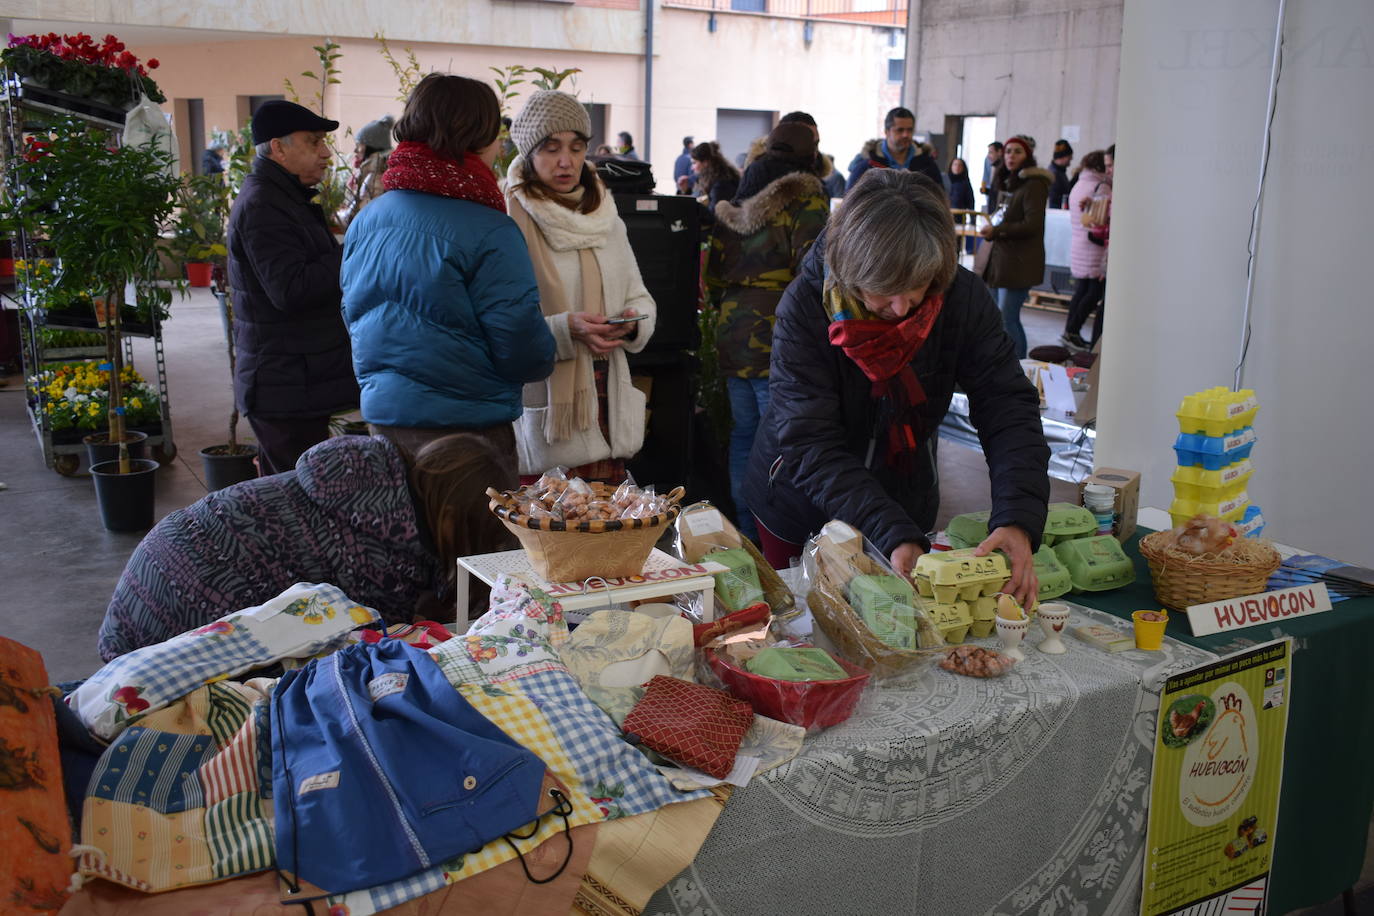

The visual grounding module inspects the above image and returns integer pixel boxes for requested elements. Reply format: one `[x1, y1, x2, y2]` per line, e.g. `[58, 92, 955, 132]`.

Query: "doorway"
[715, 108, 775, 169]
[951, 115, 997, 211]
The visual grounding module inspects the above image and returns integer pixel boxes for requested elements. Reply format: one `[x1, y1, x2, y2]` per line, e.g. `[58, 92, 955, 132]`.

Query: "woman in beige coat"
[505, 90, 657, 481]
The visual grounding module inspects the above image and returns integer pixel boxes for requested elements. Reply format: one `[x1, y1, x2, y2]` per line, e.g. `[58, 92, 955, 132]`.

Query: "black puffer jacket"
[227, 157, 359, 419]
[742, 232, 1050, 557]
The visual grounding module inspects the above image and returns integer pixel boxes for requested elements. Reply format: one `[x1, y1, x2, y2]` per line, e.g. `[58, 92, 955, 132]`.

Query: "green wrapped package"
[745, 647, 850, 681]
[848, 574, 918, 649]
[710, 547, 765, 612]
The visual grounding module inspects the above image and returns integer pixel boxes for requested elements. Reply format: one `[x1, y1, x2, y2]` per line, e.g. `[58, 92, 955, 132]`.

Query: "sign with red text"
[1141, 639, 1291, 916]
[1185, 583, 1331, 637]
[542, 559, 726, 595]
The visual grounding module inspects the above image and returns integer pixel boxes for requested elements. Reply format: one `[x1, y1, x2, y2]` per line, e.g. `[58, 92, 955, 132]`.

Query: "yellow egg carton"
[968, 595, 999, 638]
[1171, 460, 1253, 502]
[927, 600, 973, 644]
[913, 548, 1011, 605]
[1168, 493, 1249, 529]
[1176, 387, 1259, 438]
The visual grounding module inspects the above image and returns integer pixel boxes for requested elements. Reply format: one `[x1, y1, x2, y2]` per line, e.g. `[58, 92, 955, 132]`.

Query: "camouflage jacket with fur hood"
[706, 170, 829, 377]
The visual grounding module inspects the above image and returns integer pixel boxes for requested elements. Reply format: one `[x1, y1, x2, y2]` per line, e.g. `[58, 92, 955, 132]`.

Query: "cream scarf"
[507, 157, 618, 442]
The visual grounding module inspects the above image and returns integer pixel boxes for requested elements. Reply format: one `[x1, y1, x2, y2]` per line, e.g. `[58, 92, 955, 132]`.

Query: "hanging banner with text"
[1141, 638, 1292, 916]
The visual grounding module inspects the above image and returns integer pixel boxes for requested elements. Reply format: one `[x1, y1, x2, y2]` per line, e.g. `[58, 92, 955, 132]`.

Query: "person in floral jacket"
[706, 121, 829, 540]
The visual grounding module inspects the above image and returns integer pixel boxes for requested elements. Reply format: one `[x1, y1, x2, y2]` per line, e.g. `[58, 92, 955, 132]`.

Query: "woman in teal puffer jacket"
[342, 74, 555, 458]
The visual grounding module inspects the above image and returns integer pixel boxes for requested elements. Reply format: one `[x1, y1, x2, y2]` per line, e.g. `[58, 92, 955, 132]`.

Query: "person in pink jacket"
[1060, 149, 1111, 348]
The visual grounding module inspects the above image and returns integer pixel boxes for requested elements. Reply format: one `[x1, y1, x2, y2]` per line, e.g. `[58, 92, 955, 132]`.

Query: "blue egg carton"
[1236, 504, 1266, 538]
[1173, 426, 1257, 470]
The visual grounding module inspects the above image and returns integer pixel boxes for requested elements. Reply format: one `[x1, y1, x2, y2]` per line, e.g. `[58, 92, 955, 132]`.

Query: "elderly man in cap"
[227, 100, 360, 475]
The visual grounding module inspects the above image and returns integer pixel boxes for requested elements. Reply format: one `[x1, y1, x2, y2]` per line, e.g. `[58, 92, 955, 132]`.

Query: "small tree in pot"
[198, 127, 260, 490]
[5, 118, 178, 528]
[169, 173, 228, 287]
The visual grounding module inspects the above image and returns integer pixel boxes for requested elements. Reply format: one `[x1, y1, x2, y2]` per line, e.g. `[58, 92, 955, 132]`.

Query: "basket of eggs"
[487, 471, 685, 583]
[1138, 514, 1281, 611]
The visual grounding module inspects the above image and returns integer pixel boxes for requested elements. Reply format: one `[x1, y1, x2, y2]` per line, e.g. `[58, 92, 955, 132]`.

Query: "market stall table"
[646, 583, 1214, 916]
[1068, 516, 1374, 914]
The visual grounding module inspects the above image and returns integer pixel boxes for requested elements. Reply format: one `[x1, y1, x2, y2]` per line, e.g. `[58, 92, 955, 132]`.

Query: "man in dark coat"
[227, 100, 360, 474]
[845, 107, 944, 194]
[743, 169, 1049, 606]
[201, 142, 225, 175]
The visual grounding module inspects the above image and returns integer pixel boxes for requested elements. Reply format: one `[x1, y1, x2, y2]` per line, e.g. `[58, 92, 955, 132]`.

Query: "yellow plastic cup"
[1132, 610, 1169, 650]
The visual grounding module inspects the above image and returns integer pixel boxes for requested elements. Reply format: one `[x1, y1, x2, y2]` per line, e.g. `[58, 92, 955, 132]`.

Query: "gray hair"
[826, 169, 957, 299]
[254, 133, 294, 158]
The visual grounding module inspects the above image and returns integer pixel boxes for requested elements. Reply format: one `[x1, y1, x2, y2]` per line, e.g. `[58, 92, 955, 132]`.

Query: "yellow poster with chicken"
[1141, 638, 1292, 916]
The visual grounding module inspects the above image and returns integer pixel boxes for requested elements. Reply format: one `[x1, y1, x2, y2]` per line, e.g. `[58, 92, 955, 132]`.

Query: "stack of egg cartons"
[1171, 387, 1265, 537]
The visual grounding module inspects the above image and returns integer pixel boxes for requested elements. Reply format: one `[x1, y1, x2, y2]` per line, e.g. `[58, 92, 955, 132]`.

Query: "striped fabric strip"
[206, 681, 253, 747]
[200, 700, 263, 807]
[206, 791, 274, 879]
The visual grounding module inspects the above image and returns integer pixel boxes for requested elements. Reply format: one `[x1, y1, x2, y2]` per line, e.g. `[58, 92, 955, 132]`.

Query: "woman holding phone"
[505, 90, 657, 481]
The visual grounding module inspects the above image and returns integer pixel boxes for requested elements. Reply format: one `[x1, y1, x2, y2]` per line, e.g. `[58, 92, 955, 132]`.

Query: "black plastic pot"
[199, 444, 259, 491]
[83, 430, 148, 467]
[90, 458, 159, 532]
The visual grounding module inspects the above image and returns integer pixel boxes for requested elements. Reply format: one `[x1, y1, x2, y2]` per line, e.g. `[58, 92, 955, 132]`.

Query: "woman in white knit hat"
[506, 89, 658, 481]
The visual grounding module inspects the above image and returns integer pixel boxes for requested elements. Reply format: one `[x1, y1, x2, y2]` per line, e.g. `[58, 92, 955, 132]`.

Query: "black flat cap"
[251, 100, 340, 144]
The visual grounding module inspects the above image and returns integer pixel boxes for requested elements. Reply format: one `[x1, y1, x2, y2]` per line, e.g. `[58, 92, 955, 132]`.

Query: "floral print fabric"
[71, 582, 379, 740]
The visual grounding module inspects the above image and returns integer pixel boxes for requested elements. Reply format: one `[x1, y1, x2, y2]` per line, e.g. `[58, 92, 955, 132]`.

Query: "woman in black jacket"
[742, 169, 1049, 606]
[947, 157, 976, 254]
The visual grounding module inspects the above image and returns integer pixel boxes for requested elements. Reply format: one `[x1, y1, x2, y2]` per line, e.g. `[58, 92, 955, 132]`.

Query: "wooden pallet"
[1027, 289, 1072, 313]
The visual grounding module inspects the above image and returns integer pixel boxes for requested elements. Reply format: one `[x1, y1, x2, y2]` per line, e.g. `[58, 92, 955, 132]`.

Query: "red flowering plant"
[2, 31, 165, 106]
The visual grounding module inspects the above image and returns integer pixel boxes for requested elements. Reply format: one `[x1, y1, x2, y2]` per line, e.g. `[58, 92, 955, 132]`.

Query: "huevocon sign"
[1186, 583, 1332, 637]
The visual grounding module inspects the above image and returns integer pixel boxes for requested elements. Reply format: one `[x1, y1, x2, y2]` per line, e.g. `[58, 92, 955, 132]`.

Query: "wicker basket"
[807, 544, 944, 677]
[1138, 531, 1281, 611]
[488, 484, 685, 584]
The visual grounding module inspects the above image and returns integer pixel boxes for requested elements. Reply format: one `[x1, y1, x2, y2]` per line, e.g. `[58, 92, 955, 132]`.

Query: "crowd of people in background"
[108, 86, 1111, 653]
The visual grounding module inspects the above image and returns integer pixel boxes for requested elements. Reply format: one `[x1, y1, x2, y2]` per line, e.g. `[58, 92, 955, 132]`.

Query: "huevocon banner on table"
[1142, 639, 1292, 916]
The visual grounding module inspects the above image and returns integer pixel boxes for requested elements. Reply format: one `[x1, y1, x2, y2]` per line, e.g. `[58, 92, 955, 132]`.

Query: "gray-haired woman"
[741, 168, 1050, 607]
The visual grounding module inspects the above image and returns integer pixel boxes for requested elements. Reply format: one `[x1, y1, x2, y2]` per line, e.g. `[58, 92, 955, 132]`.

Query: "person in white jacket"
[505, 90, 657, 481]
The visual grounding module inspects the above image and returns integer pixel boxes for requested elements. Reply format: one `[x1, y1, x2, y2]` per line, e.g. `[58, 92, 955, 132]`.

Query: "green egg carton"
[946, 510, 992, 549]
[1052, 536, 1137, 593]
[848, 575, 919, 649]
[1033, 545, 1074, 601]
[1041, 502, 1098, 547]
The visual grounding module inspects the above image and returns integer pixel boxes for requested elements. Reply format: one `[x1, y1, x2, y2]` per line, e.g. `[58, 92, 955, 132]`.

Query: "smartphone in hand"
[606, 314, 649, 325]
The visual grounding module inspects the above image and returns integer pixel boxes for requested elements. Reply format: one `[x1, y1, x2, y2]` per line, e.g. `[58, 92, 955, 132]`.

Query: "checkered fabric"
[69, 583, 379, 740]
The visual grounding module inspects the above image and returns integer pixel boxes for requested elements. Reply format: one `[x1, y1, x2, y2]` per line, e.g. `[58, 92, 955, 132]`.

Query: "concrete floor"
[1, 289, 1367, 913]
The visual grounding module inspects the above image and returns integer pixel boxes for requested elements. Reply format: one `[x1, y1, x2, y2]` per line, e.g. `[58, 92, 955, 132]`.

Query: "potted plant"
[197, 287, 259, 490]
[170, 173, 228, 287]
[2, 32, 164, 108]
[5, 118, 178, 529]
[197, 124, 260, 490]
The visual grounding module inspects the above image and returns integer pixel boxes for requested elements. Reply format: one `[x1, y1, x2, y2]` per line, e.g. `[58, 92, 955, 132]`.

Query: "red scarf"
[381, 141, 506, 213]
[827, 291, 945, 470]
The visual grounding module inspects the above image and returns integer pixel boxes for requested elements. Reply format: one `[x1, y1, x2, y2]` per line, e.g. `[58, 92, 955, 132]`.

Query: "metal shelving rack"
[2, 74, 175, 475]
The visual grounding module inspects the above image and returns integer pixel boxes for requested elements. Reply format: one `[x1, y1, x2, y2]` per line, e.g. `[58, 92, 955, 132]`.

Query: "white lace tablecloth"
[646, 584, 1215, 916]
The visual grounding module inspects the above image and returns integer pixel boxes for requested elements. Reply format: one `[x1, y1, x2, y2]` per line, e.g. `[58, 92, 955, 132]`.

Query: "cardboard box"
[1078, 467, 1140, 542]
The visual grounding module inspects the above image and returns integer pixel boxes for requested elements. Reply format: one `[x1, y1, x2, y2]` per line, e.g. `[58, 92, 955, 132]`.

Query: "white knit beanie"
[509, 90, 591, 160]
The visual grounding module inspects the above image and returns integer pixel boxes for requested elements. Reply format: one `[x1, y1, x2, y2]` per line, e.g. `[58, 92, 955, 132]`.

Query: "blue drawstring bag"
[272, 639, 547, 895]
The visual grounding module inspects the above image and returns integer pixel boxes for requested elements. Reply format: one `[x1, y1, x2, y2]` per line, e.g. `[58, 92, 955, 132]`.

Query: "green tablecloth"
[1075, 531, 1374, 914]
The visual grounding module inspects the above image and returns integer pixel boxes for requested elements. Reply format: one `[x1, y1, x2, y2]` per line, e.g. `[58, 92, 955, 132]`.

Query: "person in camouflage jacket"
[706, 121, 829, 539]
